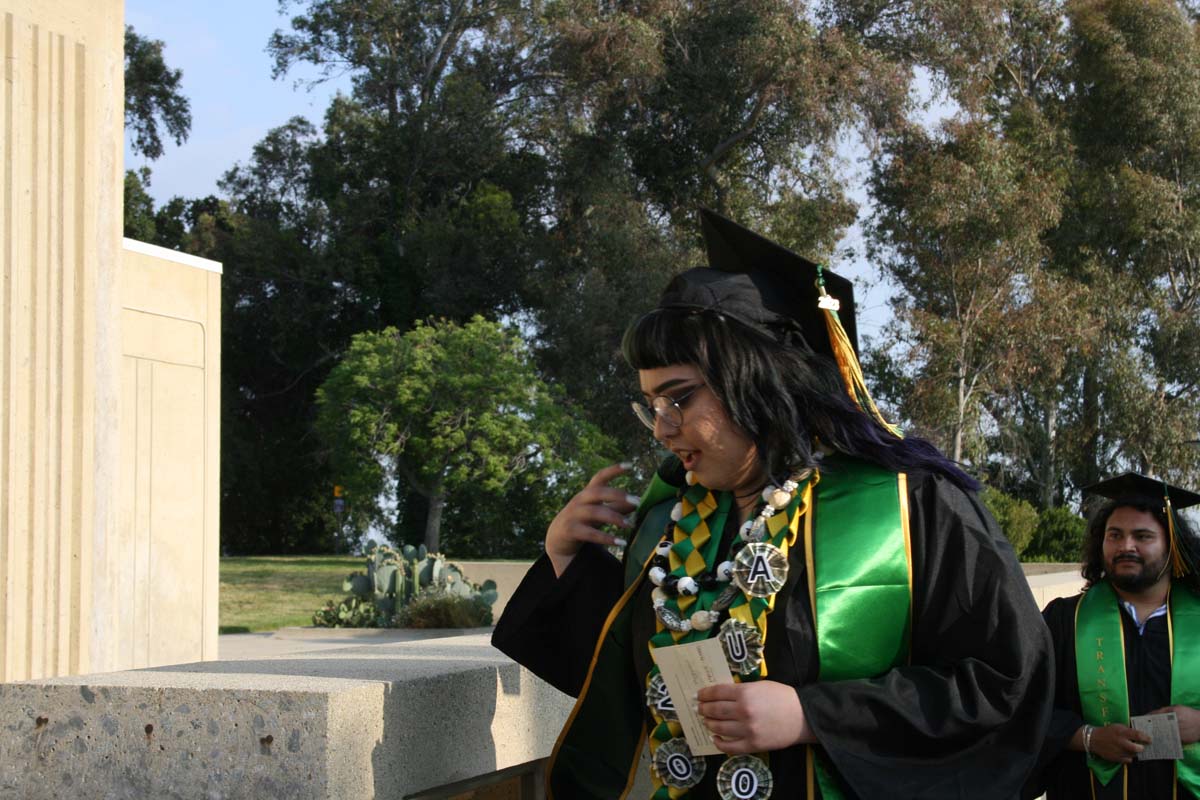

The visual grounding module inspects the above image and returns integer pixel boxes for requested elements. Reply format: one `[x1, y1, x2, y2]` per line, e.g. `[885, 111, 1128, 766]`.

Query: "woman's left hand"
[697, 680, 816, 754]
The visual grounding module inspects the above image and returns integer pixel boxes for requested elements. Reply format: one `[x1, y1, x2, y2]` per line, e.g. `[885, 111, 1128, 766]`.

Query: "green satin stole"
[805, 460, 913, 799]
[1075, 581, 1200, 796]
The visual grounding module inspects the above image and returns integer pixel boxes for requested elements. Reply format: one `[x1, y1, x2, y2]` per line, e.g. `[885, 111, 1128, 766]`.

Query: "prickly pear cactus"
[314, 543, 502, 628]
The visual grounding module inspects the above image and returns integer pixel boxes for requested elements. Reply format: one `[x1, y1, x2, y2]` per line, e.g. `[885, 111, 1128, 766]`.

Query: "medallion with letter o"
[717, 755, 773, 800]
[653, 737, 705, 789]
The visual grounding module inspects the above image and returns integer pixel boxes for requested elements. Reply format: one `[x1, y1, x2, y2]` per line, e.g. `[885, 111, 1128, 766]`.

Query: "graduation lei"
[642, 459, 913, 800]
[1075, 582, 1200, 796]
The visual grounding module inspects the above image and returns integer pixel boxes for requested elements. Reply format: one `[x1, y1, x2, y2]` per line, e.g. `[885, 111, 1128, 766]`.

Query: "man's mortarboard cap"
[1082, 472, 1200, 510]
[655, 208, 859, 360]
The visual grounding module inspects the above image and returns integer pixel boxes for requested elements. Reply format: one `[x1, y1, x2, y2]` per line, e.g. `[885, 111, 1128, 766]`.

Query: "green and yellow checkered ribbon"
[645, 477, 812, 799]
[647, 482, 730, 798]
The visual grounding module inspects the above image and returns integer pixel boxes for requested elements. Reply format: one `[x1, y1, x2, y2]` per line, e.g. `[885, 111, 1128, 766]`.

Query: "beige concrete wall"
[0, 0, 124, 682]
[117, 239, 222, 667]
[0, 0, 219, 682]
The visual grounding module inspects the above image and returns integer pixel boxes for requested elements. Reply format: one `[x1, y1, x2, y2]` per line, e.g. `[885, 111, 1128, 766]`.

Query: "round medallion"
[718, 618, 764, 675]
[645, 672, 678, 721]
[732, 542, 787, 597]
[717, 755, 773, 800]
[653, 737, 705, 790]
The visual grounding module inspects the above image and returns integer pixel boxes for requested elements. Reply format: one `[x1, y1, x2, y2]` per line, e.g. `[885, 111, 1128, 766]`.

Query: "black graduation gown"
[493, 466, 1054, 799]
[1031, 592, 1192, 799]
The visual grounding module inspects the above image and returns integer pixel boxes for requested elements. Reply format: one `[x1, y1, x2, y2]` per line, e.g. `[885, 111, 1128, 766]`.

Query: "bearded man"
[1030, 473, 1200, 799]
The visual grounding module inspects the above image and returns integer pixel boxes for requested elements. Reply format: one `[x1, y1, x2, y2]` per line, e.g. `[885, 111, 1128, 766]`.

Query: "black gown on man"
[1030, 593, 1191, 799]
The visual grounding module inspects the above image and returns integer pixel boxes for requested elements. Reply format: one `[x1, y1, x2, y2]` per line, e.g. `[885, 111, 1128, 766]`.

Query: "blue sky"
[124, 0, 348, 205]
[123, 1, 897, 337]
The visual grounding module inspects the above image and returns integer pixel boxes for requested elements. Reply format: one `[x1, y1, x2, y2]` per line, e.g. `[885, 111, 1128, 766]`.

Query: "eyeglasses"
[631, 385, 703, 432]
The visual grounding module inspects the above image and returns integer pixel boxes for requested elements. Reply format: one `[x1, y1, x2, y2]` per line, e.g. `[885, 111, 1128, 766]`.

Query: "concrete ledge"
[0, 634, 573, 799]
[1026, 570, 1084, 609]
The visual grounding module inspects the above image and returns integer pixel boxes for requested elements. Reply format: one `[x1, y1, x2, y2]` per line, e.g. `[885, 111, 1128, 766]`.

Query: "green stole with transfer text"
[1075, 581, 1200, 796]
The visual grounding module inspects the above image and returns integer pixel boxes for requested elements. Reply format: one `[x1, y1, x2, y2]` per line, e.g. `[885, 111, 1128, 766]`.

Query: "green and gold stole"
[1075, 581, 1200, 797]
[546, 458, 912, 800]
[803, 464, 913, 799]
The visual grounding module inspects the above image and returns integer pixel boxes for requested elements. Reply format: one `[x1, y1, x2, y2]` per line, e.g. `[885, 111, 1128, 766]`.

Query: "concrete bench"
[0, 633, 572, 799]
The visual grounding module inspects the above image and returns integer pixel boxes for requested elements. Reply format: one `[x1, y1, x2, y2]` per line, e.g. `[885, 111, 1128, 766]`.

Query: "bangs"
[621, 309, 709, 371]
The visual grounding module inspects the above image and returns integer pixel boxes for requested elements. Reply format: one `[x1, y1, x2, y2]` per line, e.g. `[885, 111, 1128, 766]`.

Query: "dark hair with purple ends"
[621, 306, 979, 492]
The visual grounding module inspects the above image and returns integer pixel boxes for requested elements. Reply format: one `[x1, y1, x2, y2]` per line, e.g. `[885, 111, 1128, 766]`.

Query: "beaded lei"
[644, 467, 814, 800]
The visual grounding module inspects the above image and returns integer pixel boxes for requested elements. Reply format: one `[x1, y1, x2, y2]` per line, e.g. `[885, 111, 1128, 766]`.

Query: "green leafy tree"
[868, 119, 1063, 464]
[123, 25, 192, 239]
[124, 25, 192, 161]
[315, 317, 616, 554]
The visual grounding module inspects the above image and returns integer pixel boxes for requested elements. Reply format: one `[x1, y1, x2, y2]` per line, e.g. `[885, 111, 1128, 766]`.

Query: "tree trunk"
[424, 492, 446, 554]
[1039, 399, 1057, 510]
[953, 367, 967, 463]
[1081, 366, 1101, 488]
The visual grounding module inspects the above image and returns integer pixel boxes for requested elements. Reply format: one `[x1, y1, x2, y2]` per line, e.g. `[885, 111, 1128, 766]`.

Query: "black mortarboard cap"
[1082, 472, 1200, 509]
[655, 208, 859, 360]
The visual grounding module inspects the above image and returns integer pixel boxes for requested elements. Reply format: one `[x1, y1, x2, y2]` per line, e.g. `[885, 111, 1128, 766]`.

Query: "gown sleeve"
[490, 542, 624, 697]
[1023, 596, 1084, 799]
[491, 458, 683, 698]
[796, 472, 1056, 800]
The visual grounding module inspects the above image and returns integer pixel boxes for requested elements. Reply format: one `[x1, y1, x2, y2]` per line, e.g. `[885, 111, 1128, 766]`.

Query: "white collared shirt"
[1119, 599, 1168, 636]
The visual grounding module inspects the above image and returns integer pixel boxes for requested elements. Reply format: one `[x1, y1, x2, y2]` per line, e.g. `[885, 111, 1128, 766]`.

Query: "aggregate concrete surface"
[0, 629, 573, 800]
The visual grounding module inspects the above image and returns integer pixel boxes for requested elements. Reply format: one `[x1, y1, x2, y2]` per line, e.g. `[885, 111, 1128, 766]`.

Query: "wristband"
[1083, 724, 1095, 757]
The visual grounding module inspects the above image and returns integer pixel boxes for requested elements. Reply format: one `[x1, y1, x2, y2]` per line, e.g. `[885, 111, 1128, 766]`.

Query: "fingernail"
[613, 537, 627, 548]
[619, 461, 634, 470]
[626, 494, 641, 506]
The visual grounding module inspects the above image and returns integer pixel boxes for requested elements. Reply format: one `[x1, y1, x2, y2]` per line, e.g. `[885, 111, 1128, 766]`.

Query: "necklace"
[644, 468, 813, 800]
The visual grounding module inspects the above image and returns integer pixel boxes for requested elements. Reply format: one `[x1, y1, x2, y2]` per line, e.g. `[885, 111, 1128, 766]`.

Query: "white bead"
[655, 539, 673, 556]
[685, 470, 697, 486]
[649, 566, 666, 586]
[770, 488, 792, 508]
[652, 587, 667, 605]
[783, 479, 798, 492]
[690, 610, 715, 631]
[717, 561, 734, 581]
[677, 576, 698, 596]
[739, 520, 754, 540]
[670, 502, 684, 521]
[761, 486, 778, 504]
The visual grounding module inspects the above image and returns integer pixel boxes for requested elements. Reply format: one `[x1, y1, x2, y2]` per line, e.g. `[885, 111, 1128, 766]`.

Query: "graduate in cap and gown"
[1028, 473, 1200, 799]
[493, 210, 1054, 800]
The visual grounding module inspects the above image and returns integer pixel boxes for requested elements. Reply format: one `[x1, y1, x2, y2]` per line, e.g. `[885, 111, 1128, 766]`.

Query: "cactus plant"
[312, 543, 500, 628]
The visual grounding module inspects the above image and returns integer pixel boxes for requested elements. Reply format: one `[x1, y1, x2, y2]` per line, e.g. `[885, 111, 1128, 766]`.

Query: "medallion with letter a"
[732, 542, 788, 597]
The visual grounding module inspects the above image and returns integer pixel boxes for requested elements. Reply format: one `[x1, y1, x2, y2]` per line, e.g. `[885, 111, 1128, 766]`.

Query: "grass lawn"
[219, 555, 360, 634]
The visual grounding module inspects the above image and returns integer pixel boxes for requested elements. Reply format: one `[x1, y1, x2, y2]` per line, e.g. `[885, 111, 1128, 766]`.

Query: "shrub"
[981, 487, 1040, 558]
[311, 596, 387, 628]
[1027, 506, 1086, 563]
[394, 591, 493, 629]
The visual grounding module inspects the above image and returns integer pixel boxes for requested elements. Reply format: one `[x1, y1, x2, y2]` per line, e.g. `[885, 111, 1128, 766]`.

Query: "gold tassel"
[815, 272, 903, 439]
[1165, 493, 1190, 578]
